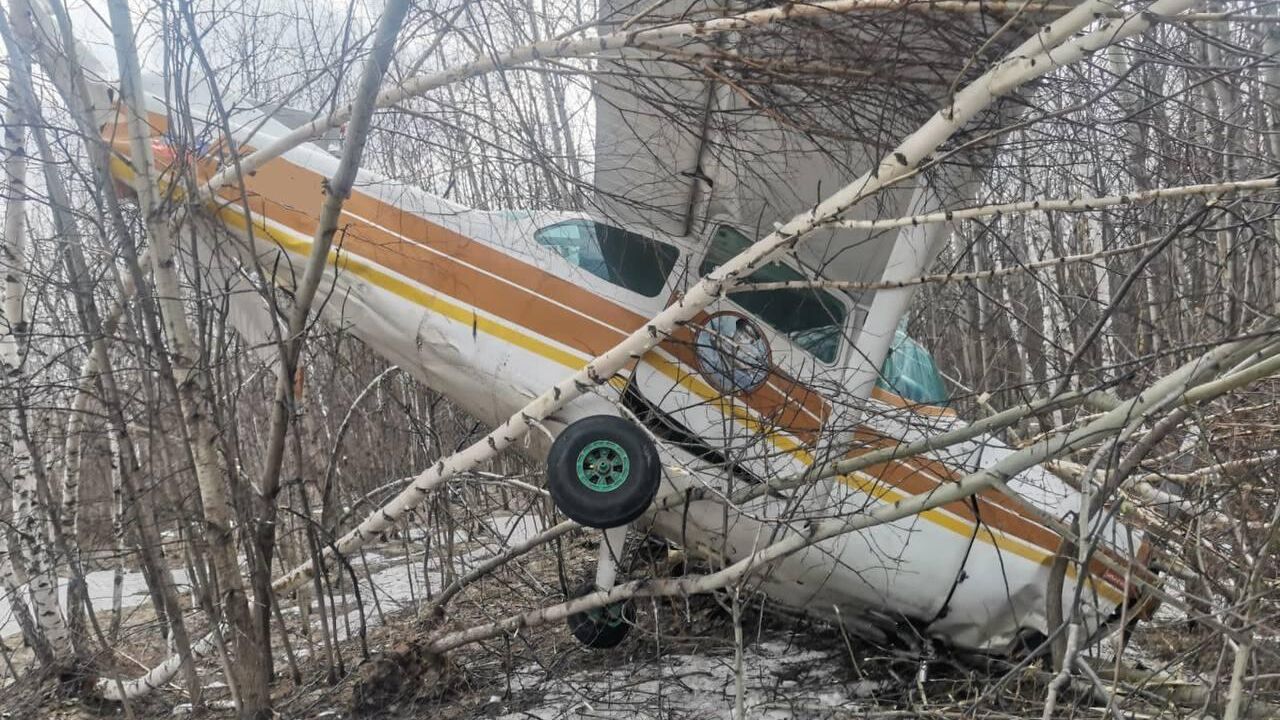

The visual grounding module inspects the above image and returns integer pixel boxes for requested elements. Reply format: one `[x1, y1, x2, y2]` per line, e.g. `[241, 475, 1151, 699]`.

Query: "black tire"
[566, 581, 634, 649]
[547, 415, 660, 529]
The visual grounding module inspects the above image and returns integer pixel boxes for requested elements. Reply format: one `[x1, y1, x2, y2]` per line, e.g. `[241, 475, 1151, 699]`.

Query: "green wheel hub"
[586, 603, 628, 627]
[575, 440, 630, 493]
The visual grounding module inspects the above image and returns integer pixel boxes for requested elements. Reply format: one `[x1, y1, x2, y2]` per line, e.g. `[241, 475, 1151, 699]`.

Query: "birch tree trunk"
[0, 76, 71, 663]
[104, 0, 260, 712]
[8, 412, 71, 658]
[239, 0, 409, 705]
[0, 530, 52, 665]
[1262, 27, 1280, 305]
[0, 41, 54, 670]
[107, 432, 125, 641]
[59, 391, 87, 643]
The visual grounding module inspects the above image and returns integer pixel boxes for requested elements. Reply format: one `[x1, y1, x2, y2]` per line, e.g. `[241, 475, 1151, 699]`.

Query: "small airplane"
[58, 0, 1157, 659]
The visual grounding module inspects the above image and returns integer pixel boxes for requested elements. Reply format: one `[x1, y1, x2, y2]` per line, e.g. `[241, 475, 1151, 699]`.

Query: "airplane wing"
[589, 0, 997, 286]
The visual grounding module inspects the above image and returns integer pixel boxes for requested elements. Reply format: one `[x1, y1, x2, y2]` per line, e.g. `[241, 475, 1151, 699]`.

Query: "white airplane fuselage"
[104, 103, 1153, 655]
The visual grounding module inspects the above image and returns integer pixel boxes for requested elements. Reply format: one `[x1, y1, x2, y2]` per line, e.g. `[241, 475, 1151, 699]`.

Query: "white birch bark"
[5, 0, 206, 684]
[0, 74, 71, 658]
[0, 527, 51, 663]
[831, 177, 1280, 231]
[107, 431, 125, 640]
[59, 384, 87, 575]
[0, 95, 25, 370]
[1262, 28, 1280, 305]
[1083, 213, 1117, 368]
[1, 93, 25, 345]
[7, 412, 70, 655]
[1107, 44, 1161, 364]
[104, 0, 251, 652]
[5, 0, 218, 694]
[12, 0, 143, 598]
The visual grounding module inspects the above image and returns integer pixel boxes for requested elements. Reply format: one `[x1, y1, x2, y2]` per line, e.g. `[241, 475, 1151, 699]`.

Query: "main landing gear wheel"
[547, 415, 660, 529]
[548, 416, 656, 649]
[566, 580, 636, 649]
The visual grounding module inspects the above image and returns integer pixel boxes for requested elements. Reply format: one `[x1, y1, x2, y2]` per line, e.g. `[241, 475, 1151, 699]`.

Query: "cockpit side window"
[534, 220, 680, 298]
[701, 225, 847, 363]
[876, 329, 949, 406]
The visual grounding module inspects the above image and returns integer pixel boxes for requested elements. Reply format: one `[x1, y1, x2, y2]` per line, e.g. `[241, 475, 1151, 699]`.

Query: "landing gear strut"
[546, 416, 659, 648]
[566, 525, 636, 648]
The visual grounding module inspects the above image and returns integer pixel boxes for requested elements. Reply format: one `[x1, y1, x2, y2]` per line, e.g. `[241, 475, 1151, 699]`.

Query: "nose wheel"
[547, 415, 660, 648]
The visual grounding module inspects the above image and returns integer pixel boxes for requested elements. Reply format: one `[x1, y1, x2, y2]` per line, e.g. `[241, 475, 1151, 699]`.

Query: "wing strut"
[680, 74, 719, 237]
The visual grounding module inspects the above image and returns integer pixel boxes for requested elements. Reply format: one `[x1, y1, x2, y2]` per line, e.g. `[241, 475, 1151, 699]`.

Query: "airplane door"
[629, 223, 854, 484]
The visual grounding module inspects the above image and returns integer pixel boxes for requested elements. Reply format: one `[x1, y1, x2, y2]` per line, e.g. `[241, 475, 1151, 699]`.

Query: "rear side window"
[877, 329, 949, 406]
[535, 220, 680, 297]
[701, 225, 847, 363]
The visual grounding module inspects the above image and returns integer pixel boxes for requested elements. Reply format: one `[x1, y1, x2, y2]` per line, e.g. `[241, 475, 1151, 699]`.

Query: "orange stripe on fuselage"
[850, 428, 1153, 593]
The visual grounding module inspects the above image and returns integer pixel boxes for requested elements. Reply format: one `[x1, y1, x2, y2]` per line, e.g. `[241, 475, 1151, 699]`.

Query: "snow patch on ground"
[0, 567, 192, 638]
[327, 513, 545, 643]
[0, 513, 544, 642]
[492, 640, 885, 719]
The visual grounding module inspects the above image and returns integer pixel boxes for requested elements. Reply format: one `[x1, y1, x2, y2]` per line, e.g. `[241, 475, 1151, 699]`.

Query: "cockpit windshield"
[535, 220, 680, 297]
[702, 225, 848, 363]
